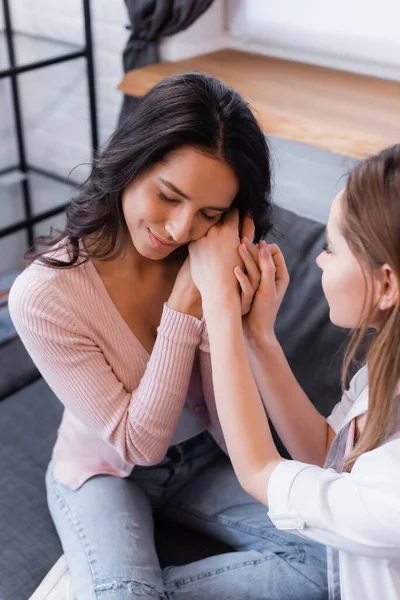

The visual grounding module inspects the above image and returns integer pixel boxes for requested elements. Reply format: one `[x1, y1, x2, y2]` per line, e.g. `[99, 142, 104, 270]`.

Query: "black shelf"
[0, 31, 86, 78]
[0, 169, 76, 238]
[0, 0, 98, 249]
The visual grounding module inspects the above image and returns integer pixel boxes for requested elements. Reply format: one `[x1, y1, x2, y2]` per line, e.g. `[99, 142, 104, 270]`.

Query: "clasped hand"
[189, 209, 290, 340]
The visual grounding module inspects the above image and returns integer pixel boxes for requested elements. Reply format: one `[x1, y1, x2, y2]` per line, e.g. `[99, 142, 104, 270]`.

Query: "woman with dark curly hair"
[10, 73, 327, 600]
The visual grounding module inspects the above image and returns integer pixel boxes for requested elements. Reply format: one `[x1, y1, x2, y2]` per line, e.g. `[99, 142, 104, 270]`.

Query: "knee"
[93, 577, 168, 599]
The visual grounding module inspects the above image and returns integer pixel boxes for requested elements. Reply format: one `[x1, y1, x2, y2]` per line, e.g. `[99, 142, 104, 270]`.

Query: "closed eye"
[200, 211, 219, 222]
[323, 241, 332, 254]
[158, 190, 220, 222]
[157, 190, 177, 204]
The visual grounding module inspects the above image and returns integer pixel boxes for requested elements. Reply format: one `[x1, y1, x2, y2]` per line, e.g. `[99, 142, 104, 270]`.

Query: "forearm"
[247, 334, 330, 466]
[167, 266, 202, 319]
[128, 305, 201, 463]
[203, 296, 284, 505]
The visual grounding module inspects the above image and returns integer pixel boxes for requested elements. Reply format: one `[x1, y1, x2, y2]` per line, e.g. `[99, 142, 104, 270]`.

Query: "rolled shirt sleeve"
[267, 437, 400, 559]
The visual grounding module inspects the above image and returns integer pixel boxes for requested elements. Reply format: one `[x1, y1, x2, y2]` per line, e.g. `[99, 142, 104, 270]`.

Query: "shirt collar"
[342, 385, 369, 429]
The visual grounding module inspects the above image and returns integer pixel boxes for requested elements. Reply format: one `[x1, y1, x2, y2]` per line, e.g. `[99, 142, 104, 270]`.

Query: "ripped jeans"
[46, 432, 328, 600]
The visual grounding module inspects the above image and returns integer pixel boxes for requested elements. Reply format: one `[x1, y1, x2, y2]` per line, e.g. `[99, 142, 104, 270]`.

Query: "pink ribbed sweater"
[9, 257, 225, 489]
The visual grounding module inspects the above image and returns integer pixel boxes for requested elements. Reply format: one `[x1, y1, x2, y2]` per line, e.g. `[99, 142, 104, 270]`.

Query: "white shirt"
[267, 366, 400, 600]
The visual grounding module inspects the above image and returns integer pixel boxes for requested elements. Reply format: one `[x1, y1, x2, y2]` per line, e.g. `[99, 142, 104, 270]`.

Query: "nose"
[316, 251, 323, 270]
[165, 210, 193, 244]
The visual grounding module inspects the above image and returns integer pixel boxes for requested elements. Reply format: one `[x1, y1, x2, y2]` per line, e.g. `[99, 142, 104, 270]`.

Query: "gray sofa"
[0, 137, 356, 600]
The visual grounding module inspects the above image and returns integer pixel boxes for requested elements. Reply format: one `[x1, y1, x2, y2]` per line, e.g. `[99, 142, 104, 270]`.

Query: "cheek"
[190, 219, 219, 242]
[123, 194, 165, 229]
[322, 264, 365, 328]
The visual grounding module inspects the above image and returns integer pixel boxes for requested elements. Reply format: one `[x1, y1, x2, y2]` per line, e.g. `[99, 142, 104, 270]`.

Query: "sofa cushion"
[0, 336, 40, 401]
[0, 379, 63, 600]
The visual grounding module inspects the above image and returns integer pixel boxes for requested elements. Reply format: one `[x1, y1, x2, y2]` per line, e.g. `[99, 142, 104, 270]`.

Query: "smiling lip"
[148, 229, 179, 250]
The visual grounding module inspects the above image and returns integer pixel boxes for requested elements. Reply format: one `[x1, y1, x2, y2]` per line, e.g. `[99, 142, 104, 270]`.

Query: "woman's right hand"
[167, 257, 202, 320]
[236, 240, 290, 344]
[189, 210, 242, 313]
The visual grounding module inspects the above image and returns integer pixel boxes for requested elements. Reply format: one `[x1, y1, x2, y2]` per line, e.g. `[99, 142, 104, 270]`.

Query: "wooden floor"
[119, 49, 400, 159]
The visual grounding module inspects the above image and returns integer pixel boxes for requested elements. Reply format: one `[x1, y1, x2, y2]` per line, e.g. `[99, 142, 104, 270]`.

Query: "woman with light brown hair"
[189, 144, 400, 600]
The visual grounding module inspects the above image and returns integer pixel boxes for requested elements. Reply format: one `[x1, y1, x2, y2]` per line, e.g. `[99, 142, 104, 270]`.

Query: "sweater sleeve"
[8, 274, 202, 466]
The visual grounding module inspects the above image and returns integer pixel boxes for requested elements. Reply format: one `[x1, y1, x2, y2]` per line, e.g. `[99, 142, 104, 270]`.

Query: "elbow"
[240, 476, 256, 498]
[116, 422, 170, 466]
[124, 439, 169, 467]
[238, 472, 267, 505]
[134, 449, 166, 467]
[239, 459, 283, 507]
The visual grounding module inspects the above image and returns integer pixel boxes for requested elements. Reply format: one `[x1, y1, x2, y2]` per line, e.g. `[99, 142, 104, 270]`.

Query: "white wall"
[160, 0, 226, 62]
[227, 0, 400, 81]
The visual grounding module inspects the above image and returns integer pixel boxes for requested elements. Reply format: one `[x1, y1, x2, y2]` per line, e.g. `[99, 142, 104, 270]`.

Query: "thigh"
[46, 461, 166, 600]
[164, 547, 328, 600]
[163, 454, 298, 552]
[132, 431, 223, 511]
[162, 455, 327, 592]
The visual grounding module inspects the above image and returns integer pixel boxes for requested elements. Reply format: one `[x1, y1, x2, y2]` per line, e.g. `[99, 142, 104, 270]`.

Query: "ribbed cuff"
[158, 303, 203, 346]
[199, 319, 210, 353]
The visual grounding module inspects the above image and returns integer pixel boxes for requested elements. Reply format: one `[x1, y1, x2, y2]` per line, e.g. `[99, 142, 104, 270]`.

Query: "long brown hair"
[28, 73, 273, 268]
[341, 144, 400, 471]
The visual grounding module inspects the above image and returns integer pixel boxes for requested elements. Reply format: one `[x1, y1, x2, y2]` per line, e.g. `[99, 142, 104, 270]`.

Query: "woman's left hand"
[189, 211, 261, 315]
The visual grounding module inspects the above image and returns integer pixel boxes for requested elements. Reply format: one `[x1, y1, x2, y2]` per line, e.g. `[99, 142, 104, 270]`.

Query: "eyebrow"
[160, 178, 230, 213]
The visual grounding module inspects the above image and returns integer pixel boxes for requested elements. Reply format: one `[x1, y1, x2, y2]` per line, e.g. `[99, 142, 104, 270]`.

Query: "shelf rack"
[0, 0, 98, 248]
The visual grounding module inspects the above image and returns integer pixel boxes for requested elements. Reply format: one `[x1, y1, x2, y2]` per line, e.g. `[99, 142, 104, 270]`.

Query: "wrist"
[246, 328, 279, 352]
[202, 291, 241, 320]
[167, 289, 202, 320]
[203, 296, 245, 352]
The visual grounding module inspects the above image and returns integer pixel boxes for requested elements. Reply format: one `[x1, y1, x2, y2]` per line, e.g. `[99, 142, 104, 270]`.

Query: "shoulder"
[8, 256, 88, 332]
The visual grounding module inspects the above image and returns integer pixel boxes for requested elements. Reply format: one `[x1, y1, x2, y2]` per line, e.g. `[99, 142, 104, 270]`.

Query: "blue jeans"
[46, 432, 328, 600]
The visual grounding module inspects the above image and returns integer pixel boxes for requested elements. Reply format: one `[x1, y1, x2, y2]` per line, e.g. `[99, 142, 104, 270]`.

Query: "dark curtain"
[119, 0, 215, 123]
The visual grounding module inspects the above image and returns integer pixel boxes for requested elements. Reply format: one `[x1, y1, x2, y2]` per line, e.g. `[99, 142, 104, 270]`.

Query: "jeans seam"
[167, 501, 305, 560]
[165, 553, 277, 590]
[48, 468, 102, 594]
[165, 555, 324, 595]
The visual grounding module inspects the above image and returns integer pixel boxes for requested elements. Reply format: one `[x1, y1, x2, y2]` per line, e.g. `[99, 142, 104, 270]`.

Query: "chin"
[329, 310, 356, 330]
[144, 242, 179, 261]
[131, 233, 166, 260]
[141, 245, 169, 260]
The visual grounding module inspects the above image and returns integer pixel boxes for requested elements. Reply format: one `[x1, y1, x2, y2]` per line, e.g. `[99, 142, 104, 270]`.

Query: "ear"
[377, 264, 399, 311]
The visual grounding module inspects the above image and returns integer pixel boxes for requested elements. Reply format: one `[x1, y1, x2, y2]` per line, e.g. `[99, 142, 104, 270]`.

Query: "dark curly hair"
[30, 72, 273, 267]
